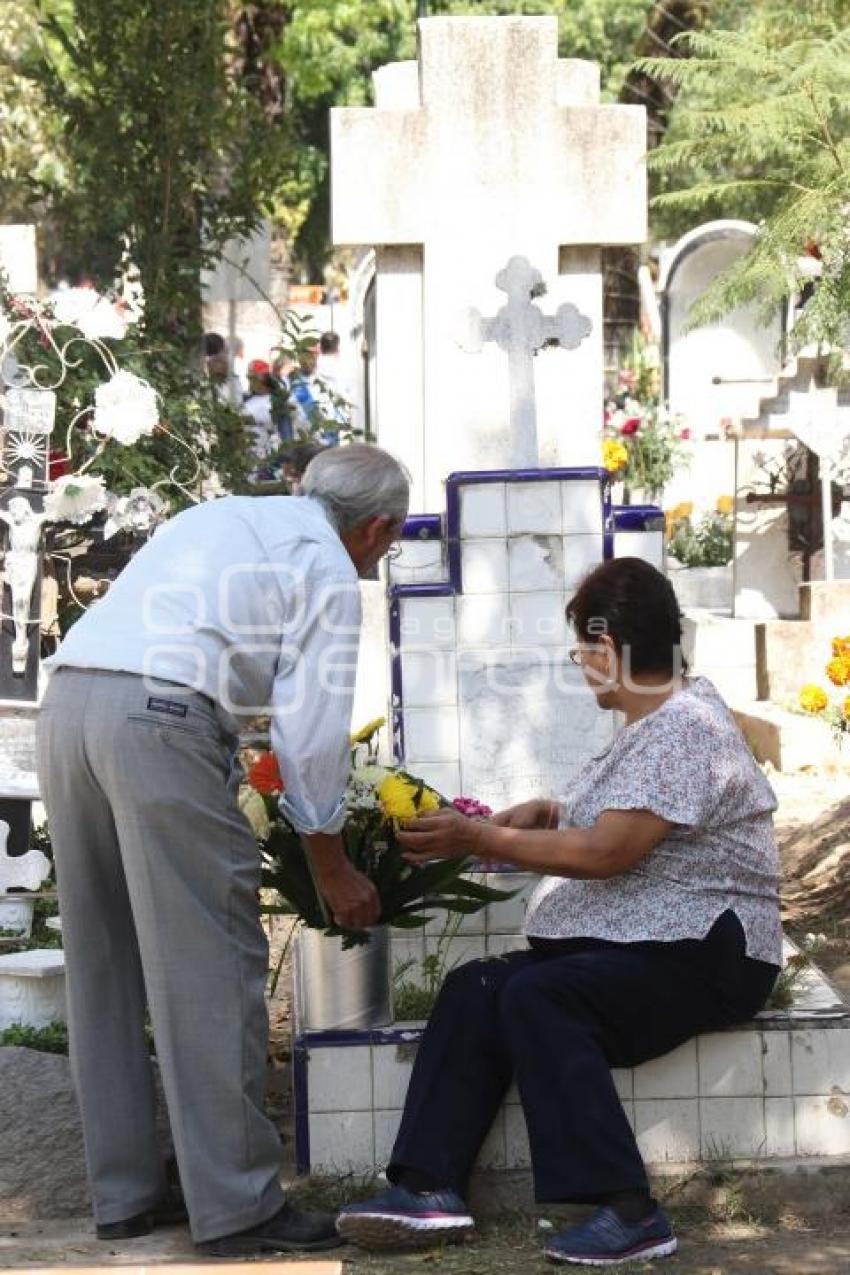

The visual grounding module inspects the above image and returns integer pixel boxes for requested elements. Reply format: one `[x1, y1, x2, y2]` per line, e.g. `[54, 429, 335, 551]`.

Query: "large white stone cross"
[332, 16, 646, 508]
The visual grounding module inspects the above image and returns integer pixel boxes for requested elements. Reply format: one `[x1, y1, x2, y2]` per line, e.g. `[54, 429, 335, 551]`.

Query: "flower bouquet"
[798, 636, 850, 744]
[601, 332, 689, 502]
[243, 719, 512, 948]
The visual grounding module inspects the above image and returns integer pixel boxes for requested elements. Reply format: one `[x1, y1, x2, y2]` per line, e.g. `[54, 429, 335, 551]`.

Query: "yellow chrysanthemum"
[350, 716, 386, 745]
[826, 656, 850, 688]
[716, 494, 734, 516]
[377, 773, 440, 820]
[799, 684, 829, 714]
[832, 636, 850, 660]
[602, 439, 628, 473]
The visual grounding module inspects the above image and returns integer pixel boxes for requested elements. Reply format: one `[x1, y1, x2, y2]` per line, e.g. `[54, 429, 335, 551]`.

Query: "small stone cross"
[461, 256, 592, 467]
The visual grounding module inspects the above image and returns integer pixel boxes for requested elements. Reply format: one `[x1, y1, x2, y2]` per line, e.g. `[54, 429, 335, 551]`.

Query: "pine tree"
[636, 8, 850, 356]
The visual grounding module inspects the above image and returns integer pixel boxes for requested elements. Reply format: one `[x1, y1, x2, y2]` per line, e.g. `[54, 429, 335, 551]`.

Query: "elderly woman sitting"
[338, 557, 781, 1267]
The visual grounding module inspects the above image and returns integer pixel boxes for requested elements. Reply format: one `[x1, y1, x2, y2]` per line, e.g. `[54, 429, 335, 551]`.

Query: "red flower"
[620, 417, 640, 436]
[679, 428, 692, 441]
[49, 450, 71, 481]
[247, 752, 284, 795]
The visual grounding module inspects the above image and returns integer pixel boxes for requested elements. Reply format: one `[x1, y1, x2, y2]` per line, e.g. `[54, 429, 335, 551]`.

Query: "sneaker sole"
[337, 1211, 474, 1251]
[544, 1236, 678, 1265]
[197, 1233, 344, 1258]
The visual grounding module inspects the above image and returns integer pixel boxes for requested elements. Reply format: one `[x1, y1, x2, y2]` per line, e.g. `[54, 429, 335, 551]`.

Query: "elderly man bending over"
[37, 445, 409, 1257]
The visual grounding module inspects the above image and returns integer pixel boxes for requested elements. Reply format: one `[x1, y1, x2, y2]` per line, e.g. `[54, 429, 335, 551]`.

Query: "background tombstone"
[659, 220, 786, 439]
[331, 16, 646, 511]
[0, 226, 38, 296]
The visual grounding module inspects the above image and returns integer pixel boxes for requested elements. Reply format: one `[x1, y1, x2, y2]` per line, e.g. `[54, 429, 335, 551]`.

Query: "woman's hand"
[492, 799, 557, 830]
[397, 808, 486, 863]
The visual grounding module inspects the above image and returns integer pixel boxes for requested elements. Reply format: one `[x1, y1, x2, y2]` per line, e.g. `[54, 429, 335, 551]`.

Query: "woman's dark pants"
[388, 912, 777, 1203]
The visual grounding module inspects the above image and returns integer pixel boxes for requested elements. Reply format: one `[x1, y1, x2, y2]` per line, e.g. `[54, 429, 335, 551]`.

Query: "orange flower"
[248, 752, 284, 795]
[832, 636, 850, 659]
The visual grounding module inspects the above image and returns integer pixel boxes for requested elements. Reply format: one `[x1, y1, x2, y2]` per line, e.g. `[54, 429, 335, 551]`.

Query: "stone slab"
[732, 701, 838, 771]
[0, 948, 64, 977]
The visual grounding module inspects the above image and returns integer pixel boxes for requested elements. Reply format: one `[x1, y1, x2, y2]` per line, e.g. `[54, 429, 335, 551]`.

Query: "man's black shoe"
[96, 1180, 188, 1240]
[196, 1201, 343, 1257]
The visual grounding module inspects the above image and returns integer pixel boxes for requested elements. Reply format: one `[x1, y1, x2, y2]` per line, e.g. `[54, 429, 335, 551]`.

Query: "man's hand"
[492, 799, 557, 830]
[397, 808, 485, 863]
[303, 831, 381, 929]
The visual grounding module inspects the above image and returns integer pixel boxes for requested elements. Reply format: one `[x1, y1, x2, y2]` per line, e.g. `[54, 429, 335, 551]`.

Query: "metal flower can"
[298, 925, 393, 1031]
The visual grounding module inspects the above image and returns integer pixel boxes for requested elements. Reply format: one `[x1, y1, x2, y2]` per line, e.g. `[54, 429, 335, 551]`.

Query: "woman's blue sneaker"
[544, 1205, 677, 1265]
[337, 1185, 474, 1250]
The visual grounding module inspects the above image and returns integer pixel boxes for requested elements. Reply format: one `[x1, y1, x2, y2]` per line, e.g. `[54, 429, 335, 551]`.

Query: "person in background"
[242, 359, 278, 470]
[204, 333, 243, 410]
[281, 441, 325, 494]
[314, 331, 351, 441]
[338, 557, 781, 1268]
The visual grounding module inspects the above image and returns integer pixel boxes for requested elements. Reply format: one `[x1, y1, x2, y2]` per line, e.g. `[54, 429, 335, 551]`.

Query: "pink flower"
[620, 417, 640, 436]
[452, 796, 493, 819]
[679, 427, 691, 441]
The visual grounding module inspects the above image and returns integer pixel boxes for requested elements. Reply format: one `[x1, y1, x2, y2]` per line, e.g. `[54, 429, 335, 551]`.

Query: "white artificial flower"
[92, 369, 159, 445]
[102, 486, 168, 540]
[43, 473, 108, 525]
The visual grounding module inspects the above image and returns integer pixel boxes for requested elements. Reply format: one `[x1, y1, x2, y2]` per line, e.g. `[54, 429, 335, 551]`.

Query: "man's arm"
[270, 571, 379, 928]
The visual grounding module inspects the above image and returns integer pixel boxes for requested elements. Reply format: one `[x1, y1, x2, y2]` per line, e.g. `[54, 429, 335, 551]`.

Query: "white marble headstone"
[0, 821, 50, 894]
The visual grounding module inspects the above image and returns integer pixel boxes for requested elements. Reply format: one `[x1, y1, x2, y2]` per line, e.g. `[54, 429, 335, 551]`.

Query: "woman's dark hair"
[566, 557, 687, 676]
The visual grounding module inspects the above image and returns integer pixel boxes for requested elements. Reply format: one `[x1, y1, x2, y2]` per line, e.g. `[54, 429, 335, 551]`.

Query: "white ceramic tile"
[425, 935, 487, 969]
[389, 540, 446, 586]
[475, 1110, 506, 1170]
[509, 592, 568, 648]
[698, 1032, 764, 1097]
[792, 1029, 850, 1096]
[373, 1045, 415, 1111]
[308, 1045, 372, 1113]
[400, 650, 458, 706]
[485, 873, 535, 935]
[485, 934, 528, 957]
[391, 933, 427, 986]
[794, 1095, 850, 1156]
[507, 482, 562, 535]
[504, 1104, 531, 1168]
[561, 479, 604, 535]
[461, 540, 510, 594]
[562, 534, 604, 589]
[765, 1097, 795, 1158]
[634, 1099, 700, 1164]
[614, 530, 664, 570]
[403, 706, 460, 764]
[612, 1068, 634, 1103]
[399, 596, 456, 649]
[309, 1112, 374, 1174]
[410, 762, 461, 801]
[457, 594, 511, 648]
[700, 1097, 766, 1160]
[508, 535, 564, 592]
[763, 1032, 793, 1097]
[633, 1040, 698, 1100]
[460, 483, 507, 538]
[373, 1109, 403, 1168]
[621, 1101, 637, 1132]
[423, 897, 485, 938]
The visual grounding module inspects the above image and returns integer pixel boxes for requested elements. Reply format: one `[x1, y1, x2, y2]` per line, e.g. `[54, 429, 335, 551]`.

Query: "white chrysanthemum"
[43, 473, 108, 525]
[92, 370, 159, 445]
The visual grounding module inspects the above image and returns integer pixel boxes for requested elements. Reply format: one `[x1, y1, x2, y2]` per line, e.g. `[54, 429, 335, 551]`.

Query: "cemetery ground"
[3, 763, 850, 1273]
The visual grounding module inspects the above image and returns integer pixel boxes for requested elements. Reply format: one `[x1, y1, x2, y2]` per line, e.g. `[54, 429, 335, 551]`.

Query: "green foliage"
[638, 9, 850, 353]
[0, 1020, 69, 1054]
[669, 511, 734, 568]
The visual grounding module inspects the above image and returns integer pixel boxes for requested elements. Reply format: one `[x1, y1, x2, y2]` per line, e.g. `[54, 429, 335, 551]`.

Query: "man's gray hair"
[301, 443, 410, 530]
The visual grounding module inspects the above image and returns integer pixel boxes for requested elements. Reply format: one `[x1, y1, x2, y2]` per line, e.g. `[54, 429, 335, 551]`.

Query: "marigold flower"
[716, 495, 734, 516]
[602, 439, 628, 473]
[247, 752, 284, 794]
[378, 773, 440, 820]
[350, 716, 386, 745]
[826, 656, 850, 688]
[832, 636, 850, 659]
[799, 684, 828, 714]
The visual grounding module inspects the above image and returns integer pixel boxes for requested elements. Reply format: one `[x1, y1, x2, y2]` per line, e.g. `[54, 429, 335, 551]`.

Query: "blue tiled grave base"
[293, 909, 850, 1176]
